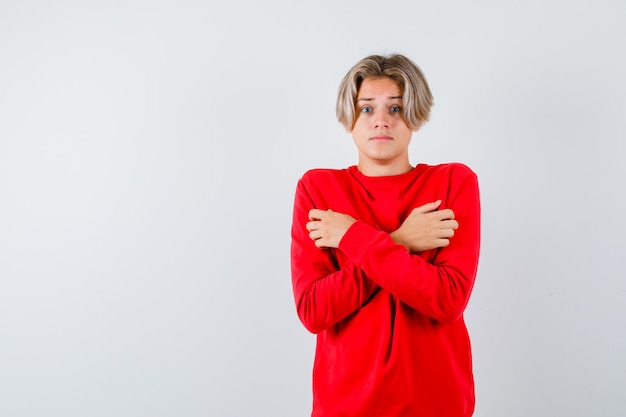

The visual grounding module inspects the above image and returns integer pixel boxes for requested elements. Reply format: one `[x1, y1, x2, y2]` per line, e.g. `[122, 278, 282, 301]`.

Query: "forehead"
[357, 77, 403, 99]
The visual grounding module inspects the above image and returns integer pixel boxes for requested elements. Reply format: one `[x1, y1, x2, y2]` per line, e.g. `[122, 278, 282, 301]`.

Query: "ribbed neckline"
[347, 164, 429, 200]
[348, 164, 428, 185]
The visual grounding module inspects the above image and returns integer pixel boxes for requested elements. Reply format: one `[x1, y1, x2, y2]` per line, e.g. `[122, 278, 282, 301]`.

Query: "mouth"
[370, 135, 393, 142]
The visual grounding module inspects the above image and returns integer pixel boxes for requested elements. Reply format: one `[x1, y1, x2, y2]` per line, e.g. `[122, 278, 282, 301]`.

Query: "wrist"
[390, 229, 407, 248]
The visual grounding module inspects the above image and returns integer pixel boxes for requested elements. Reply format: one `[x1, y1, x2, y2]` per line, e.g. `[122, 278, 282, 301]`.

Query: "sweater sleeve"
[290, 178, 379, 334]
[338, 168, 481, 323]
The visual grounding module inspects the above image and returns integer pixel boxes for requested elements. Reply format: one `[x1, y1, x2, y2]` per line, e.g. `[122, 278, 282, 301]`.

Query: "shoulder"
[296, 167, 355, 202]
[420, 162, 477, 181]
[294, 167, 354, 206]
[299, 167, 351, 186]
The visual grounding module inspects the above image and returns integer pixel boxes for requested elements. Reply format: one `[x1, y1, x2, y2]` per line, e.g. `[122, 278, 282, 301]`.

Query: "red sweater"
[290, 163, 481, 417]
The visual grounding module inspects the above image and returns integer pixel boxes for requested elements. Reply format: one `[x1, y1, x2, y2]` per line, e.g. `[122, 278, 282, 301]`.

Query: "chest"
[314, 180, 444, 234]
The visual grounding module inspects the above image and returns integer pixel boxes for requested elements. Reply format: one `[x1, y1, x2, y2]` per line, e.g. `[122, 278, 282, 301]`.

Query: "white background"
[1, 1, 625, 416]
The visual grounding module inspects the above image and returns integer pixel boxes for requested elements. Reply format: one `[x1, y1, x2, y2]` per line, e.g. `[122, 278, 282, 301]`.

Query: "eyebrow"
[356, 95, 403, 102]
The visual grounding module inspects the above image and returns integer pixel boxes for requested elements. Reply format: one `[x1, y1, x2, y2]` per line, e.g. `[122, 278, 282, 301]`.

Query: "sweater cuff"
[339, 220, 384, 263]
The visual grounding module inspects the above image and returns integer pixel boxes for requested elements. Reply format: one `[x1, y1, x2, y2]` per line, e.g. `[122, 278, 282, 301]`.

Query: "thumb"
[413, 200, 441, 214]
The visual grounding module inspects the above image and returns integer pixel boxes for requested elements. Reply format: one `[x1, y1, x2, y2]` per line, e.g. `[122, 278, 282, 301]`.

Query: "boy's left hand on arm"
[306, 209, 356, 249]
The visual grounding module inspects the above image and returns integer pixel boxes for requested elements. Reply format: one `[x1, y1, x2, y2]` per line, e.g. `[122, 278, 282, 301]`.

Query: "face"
[350, 77, 417, 176]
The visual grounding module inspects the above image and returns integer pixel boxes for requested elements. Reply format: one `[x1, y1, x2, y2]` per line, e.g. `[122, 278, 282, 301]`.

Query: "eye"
[360, 106, 372, 113]
[390, 105, 401, 113]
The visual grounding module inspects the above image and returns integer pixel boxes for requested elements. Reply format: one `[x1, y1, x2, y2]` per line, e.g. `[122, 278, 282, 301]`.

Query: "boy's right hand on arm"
[390, 200, 459, 253]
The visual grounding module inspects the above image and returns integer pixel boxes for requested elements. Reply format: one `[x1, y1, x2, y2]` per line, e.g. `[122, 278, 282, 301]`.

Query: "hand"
[306, 209, 356, 249]
[390, 200, 458, 253]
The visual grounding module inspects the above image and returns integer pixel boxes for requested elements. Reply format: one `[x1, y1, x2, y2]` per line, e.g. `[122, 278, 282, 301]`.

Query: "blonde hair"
[336, 54, 434, 131]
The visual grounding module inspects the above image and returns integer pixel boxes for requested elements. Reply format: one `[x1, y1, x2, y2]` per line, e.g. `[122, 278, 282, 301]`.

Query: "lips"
[371, 135, 393, 142]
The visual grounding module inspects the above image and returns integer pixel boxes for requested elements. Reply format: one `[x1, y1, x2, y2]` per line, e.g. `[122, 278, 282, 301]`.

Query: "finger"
[424, 237, 451, 250]
[412, 200, 442, 215]
[434, 208, 455, 220]
[438, 228, 455, 238]
[309, 209, 325, 220]
[314, 238, 328, 248]
[439, 219, 459, 230]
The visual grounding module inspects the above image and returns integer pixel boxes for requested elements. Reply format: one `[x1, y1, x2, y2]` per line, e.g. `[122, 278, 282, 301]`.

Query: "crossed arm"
[306, 200, 458, 253]
[291, 171, 480, 333]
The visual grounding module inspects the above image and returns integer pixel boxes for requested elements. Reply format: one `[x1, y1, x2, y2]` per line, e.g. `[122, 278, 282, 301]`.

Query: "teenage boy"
[291, 54, 481, 417]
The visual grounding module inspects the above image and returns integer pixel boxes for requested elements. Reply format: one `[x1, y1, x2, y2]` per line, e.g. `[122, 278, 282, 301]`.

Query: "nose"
[373, 113, 390, 129]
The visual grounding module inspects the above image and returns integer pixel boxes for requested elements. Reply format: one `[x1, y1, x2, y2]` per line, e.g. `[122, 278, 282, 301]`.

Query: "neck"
[357, 160, 413, 177]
